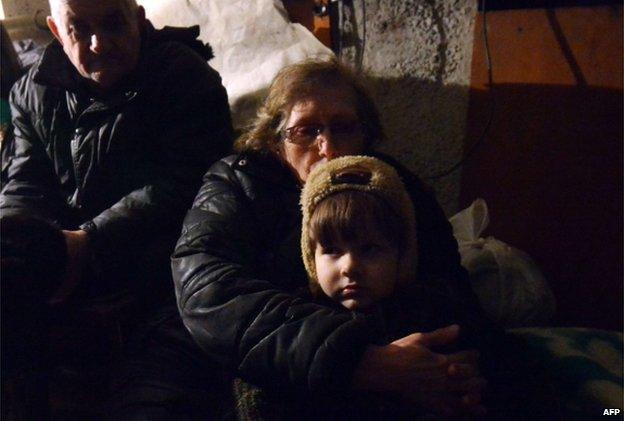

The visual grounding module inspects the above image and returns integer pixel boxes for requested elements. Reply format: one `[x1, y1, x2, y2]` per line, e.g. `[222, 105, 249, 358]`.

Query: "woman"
[169, 58, 489, 417]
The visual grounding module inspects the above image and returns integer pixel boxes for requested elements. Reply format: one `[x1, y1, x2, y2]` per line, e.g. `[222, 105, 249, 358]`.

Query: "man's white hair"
[49, 0, 139, 21]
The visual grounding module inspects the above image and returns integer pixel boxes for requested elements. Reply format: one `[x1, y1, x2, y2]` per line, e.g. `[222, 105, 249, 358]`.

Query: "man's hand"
[352, 324, 487, 416]
[49, 229, 90, 305]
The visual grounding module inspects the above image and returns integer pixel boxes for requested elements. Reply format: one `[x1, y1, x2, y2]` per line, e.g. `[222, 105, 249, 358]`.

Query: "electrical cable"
[426, 0, 495, 180]
[358, 0, 366, 72]
[336, 0, 343, 59]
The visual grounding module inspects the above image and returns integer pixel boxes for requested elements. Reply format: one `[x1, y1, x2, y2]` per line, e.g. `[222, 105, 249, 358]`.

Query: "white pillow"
[137, 0, 333, 129]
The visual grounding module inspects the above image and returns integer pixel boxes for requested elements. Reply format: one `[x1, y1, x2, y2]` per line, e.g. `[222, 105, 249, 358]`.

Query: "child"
[300, 155, 419, 312]
[234, 156, 490, 419]
[234, 156, 558, 420]
[299, 156, 499, 361]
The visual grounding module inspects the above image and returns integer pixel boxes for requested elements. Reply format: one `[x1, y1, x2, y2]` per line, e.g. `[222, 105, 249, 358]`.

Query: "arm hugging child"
[235, 155, 557, 419]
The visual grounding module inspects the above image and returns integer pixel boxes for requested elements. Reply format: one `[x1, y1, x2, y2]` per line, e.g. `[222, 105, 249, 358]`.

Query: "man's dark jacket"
[1, 24, 233, 301]
[172, 151, 484, 395]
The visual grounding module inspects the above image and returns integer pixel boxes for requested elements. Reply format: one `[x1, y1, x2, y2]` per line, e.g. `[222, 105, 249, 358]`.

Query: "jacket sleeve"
[80, 45, 233, 258]
[171, 160, 373, 394]
[0, 79, 69, 224]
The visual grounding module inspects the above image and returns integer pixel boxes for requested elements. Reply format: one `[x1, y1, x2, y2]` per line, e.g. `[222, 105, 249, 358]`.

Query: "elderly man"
[1, 0, 232, 416]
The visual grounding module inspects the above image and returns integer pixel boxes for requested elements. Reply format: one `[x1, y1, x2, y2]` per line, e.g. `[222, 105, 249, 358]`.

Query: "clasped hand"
[353, 324, 487, 417]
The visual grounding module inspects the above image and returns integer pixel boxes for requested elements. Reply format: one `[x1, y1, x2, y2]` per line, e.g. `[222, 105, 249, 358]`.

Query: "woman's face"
[279, 86, 366, 184]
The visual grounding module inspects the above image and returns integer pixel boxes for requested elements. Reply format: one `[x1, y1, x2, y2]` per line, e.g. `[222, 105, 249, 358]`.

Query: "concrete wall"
[1, 0, 49, 18]
[336, 0, 477, 215]
[1, 0, 51, 42]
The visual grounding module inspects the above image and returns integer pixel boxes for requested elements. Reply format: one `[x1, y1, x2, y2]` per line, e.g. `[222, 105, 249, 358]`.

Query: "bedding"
[511, 328, 623, 417]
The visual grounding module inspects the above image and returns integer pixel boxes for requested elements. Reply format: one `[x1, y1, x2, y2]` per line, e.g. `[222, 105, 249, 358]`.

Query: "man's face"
[47, 0, 145, 93]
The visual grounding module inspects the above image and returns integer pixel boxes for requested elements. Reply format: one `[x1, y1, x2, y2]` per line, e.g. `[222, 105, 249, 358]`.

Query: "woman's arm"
[172, 157, 487, 415]
[171, 157, 373, 394]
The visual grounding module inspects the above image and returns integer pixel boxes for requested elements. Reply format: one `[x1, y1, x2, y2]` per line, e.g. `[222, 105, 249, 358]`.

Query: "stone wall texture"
[1, 0, 51, 42]
[337, 0, 477, 214]
[2, 0, 49, 18]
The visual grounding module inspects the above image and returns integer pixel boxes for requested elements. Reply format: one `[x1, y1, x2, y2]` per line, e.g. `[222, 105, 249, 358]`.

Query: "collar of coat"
[32, 20, 214, 94]
[232, 151, 410, 194]
[233, 151, 303, 192]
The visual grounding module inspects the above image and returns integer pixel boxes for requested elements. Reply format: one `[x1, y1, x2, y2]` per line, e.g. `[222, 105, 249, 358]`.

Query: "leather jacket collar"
[233, 151, 301, 191]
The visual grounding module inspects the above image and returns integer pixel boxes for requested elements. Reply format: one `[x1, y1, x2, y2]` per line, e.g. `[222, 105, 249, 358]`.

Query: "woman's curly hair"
[235, 57, 384, 154]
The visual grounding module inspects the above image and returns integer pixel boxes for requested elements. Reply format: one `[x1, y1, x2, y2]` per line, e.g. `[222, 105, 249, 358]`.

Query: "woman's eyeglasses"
[281, 121, 363, 147]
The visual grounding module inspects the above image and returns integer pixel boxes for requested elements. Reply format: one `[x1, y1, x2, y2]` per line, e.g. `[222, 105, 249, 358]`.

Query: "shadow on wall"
[362, 76, 471, 215]
[461, 83, 623, 331]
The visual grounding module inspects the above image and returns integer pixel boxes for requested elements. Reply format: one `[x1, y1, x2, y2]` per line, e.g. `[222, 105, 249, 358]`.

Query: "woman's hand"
[352, 324, 487, 416]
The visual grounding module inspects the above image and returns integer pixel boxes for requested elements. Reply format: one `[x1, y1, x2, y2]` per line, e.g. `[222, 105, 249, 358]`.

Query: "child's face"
[314, 232, 399, 312]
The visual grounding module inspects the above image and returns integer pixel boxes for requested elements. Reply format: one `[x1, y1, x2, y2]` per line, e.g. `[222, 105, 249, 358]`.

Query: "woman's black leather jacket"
[171, 151, 481, 394]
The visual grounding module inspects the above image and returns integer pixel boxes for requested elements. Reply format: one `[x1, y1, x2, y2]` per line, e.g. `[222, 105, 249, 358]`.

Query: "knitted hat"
[300, 156, 417, 292]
